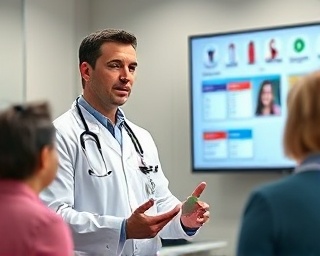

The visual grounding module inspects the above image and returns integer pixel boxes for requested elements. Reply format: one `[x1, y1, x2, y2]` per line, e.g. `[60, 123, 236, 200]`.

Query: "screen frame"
[188, 21, 320, 173]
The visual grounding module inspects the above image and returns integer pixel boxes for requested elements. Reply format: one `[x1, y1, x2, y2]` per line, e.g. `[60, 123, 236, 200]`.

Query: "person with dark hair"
[237, 71, 320, 255]
[0, 102, 73, 256]
[40, 29, 210, 256]
[255, 80, 281, 116]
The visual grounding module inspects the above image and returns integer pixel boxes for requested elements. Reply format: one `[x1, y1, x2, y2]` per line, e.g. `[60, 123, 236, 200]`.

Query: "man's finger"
[191, 182, 207, 198]
[198, 201, 210, 211]
[156, 214, 179, 230]
[135, 199, 155, 214]
[152, 205, 180, 224]
[197, 211, 210, 225]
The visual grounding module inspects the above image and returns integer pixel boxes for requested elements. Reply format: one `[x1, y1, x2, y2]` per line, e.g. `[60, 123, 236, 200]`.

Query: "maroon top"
[0, 180, 73, 256]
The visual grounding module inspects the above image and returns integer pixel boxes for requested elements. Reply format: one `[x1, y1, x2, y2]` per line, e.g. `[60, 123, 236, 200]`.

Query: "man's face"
[81, 42, 138, 112]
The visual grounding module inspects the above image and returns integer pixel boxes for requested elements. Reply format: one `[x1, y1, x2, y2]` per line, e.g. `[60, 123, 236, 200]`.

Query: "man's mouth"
[114, 85, 130, 92]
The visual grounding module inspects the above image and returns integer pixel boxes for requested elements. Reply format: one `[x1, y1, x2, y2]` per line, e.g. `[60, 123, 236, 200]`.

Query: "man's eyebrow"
[107, 59, 138, 67]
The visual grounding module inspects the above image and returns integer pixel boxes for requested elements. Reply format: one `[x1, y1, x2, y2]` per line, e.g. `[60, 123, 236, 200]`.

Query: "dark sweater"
[237, 170, 320, 256]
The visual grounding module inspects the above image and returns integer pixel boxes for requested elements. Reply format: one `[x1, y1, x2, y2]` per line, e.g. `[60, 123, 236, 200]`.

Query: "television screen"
[189, 22, 320, 172]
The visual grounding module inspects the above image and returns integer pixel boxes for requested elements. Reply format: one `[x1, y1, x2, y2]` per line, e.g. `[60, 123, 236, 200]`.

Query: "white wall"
[90, 0, 320, 255]
[0, 0, 24, 104]
[24, 0, 90, 118]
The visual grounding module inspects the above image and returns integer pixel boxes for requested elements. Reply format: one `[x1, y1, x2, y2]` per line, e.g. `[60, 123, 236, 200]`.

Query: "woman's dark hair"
[0, 101, 55, 180]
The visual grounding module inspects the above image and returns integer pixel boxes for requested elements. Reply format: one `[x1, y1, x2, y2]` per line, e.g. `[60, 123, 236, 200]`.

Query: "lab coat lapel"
[73, 105, 122, 156]
[99, 125, 122, 156]
[122, 127, 136, 161]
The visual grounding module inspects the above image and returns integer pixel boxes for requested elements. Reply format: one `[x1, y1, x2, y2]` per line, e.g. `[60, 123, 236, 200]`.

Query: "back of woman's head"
[0, 102, 55, 180]
[284, 71, 320, 161]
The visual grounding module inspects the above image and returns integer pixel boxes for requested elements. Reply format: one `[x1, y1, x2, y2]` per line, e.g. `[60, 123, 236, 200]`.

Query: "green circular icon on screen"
[294, 38, 305, 53]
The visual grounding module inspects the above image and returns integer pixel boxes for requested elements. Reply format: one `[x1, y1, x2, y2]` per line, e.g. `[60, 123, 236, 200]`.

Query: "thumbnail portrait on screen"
[255, 79, 281, 116]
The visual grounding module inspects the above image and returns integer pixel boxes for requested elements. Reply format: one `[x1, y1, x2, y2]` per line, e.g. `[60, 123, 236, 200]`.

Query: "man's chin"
[114, 98, 128, 107]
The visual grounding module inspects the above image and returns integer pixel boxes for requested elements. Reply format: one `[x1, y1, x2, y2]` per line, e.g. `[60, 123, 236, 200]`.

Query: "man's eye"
[129, 66, 136, 72]
[109, 63, 120, 68]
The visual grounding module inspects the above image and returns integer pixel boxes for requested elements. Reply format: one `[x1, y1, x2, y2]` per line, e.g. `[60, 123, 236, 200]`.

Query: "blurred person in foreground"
[0, 102, 73, 256]
[237, 70, 320, 256]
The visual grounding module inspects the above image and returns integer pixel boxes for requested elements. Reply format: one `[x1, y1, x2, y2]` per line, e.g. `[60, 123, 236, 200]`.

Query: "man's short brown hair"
[79, 28, 137, 69]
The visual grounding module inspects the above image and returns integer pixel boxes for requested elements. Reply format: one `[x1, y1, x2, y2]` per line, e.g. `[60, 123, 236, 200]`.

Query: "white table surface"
[158, 240, 227, 256]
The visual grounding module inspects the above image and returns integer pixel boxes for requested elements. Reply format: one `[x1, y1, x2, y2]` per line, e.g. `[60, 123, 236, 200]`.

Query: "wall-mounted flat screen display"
[189, 22, 320, 172]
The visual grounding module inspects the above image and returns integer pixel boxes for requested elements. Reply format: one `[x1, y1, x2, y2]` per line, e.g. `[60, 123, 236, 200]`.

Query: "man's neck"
[82, 95, 117, 124]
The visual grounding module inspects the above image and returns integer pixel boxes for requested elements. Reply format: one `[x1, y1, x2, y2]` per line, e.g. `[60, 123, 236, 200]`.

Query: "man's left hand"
[180, 182, 210, 229]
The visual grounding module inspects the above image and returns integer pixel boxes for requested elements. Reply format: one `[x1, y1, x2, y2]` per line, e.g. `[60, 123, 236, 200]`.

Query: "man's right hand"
[126, 199, 180, 239]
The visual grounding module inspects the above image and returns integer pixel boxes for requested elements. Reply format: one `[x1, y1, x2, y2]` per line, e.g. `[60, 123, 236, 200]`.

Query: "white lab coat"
[40, 101, 195, 256]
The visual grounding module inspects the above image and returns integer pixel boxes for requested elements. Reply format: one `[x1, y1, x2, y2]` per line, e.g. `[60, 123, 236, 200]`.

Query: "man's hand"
[180, 182, 210, 229]
[126, 199, 180, 239]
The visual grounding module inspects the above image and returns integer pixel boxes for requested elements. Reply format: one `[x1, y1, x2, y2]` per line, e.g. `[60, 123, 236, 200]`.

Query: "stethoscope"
[75, 98, 158, 191]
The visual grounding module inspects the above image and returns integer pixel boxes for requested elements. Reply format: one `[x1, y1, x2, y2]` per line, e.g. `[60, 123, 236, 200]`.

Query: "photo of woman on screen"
[255, 80, 281, 116]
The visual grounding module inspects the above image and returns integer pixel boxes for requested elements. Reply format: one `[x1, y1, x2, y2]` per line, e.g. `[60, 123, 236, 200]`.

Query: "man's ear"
[80, 62, 91, 83]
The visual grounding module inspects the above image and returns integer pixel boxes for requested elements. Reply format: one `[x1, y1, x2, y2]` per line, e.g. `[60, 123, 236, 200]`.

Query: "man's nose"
[119, 68, 132, 83]
[119, 76, 129, 83]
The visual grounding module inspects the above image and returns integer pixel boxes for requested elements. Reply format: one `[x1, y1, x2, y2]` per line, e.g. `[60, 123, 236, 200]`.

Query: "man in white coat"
[40, 28, 210, 256]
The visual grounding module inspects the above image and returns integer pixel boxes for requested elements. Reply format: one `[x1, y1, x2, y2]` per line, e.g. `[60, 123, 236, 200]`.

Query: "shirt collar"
[78, 95, 125, 130]
[294, 153, 320, 173]
[300, 153, 320, 165]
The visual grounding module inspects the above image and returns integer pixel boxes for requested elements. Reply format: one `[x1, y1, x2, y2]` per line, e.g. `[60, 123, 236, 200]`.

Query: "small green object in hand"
[182, 196, 198, 215]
